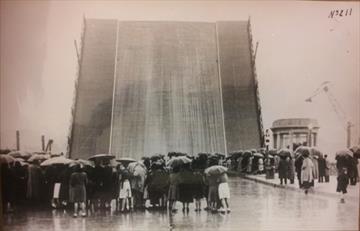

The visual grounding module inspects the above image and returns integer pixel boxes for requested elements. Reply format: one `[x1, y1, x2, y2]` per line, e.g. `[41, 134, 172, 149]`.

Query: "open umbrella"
[116, 157, 137, 165]
[88, 153, 115, 161]
[294, 146, 311, 158]
[253, 153, 264, 158]
[28, 154, 50, 163]
[250, 149, 257, 154]
[310, 147, 323, 159]
[69, 159, 94, 168]
[258, 148, 266, 154]
[204, 165, 227, 177]
[267, 154, 274, 159]
[242, 151, 252, 158]
[268, 149, 278, 156]
[150, 154, 164, 162]
[214, 153, 226, 158]
[40, 156, 74, 166]
[7, 150, 32, 160]
[166, 156, 192, 168]
[0, 155, 17, 164]
[350, 146, 360, 159]
[335, 149, 353, 160]
[278, 149, 291, 158]
[14, 158, 29, 166]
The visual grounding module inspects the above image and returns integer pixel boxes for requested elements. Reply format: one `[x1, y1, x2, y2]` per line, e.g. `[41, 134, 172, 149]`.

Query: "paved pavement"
[240, 173, 359, 200]
[2, 177, 359, 231]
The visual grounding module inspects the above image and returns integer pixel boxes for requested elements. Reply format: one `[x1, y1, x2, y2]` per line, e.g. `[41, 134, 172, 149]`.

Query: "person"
[217, 172, 230, 213]
[26, 160, 43, 202]
[178, 163, 194, 213]
[146, 162, 169, 209]
[12, 161, 28, 205]
[206, 174, 218, 212]
[118, 169, 133, 212]
[128, 162, 147, 210]
[295, 155, 304, 188]
[168, 166, 180, 212]
[324, 155, 330, 182]
[258, 158, 264, 174]
[69, 165, 88, 217]
[287, 156, 295, 184]
[301, 152, 315, 194]
[1, 163, 15, 212]
[102, 161, 114, 209]
[318, 156, 326, 183]
[237, 156, 243, 173]
[247, 155, 253, 174]
[192, 169, 205, 212]
[278, 156, 289, 185]
[336, 167, 349, 203]
[349, 157, 359, 185]
[274, 155, 280, 173]
[312, 156, 319, 181]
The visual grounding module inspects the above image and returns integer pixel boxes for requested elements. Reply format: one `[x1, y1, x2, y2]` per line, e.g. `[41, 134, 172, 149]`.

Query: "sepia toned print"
[0, 1, 359, 231]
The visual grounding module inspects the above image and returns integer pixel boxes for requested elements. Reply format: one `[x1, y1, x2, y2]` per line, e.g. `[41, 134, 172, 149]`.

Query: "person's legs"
[73, 202, 79, 217]
[80, 202, 86, 216]
[284, 178, 287, 185]
[121, 198, 126, 211]
[280, 178, 283, 185]
[219, 198, 226, 212]
[225, 198, 230, 212]
[325, 175, 329, 182]
[130, 197, 134, 211]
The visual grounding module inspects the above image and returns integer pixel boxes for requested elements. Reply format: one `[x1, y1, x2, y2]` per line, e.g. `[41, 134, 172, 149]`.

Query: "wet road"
[3, 178, 359, 231]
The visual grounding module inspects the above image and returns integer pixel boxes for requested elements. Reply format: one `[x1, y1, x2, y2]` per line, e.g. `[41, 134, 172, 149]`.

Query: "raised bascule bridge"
[69, 19, 264, 160]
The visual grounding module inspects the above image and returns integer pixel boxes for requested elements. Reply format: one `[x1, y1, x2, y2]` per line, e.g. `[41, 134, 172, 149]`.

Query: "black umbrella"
[294, 146, 311, 158]
[116, 157, 137, 164]
[335, 149, 353, 160]
[278, 149, 291, 158]
[350, 146, 360, 159]
[310, 147, 323, 159]
[88, 153, 115, 161]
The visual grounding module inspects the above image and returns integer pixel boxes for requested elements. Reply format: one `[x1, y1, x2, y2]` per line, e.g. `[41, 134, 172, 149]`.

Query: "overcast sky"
[1, 1, 359, 158]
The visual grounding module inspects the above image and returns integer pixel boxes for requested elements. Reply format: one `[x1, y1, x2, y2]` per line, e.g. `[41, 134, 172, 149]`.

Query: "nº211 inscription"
[328, 8, 352, 18]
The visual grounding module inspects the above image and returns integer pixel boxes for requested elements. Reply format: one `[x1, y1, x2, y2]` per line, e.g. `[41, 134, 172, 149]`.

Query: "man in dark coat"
[26, 160, 43, 202]
[278, 157, 289, 185]
[318, 156, 326, 183]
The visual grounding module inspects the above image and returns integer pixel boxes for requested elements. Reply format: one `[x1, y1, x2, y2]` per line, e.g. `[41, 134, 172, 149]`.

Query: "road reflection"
[3, 178, 359, 231]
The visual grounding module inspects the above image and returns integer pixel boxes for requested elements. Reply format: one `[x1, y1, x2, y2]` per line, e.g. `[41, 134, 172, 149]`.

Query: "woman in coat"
[295, 155, 304, 188]
[69, 165, 88, 217]
[178, 163, 194, 212]
[301, 153, 315, 194]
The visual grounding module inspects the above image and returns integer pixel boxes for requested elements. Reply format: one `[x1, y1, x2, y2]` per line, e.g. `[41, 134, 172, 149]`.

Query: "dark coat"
[337, 173, 349, 193]
[278, 159, 289, 179]
[69, 172, 88, 202]
[318, 158, 326, 177]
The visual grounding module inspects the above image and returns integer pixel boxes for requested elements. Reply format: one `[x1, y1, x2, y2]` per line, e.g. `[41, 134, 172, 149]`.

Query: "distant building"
[270, 118, 319, 150]
[69, 19, 264, 160]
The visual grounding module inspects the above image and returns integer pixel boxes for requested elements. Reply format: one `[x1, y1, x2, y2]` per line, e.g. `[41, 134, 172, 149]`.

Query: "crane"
[305, 81, 353, 148]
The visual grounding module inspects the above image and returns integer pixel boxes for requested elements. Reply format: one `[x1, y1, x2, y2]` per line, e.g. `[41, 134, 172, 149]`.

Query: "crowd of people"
[226, 144, 359, 200]
[1, 151, 231, 217]
[1, 144, 359, 216]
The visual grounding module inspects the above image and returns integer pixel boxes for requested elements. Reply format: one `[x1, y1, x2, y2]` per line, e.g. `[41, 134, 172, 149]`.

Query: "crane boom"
[305, 81, 353, 147]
